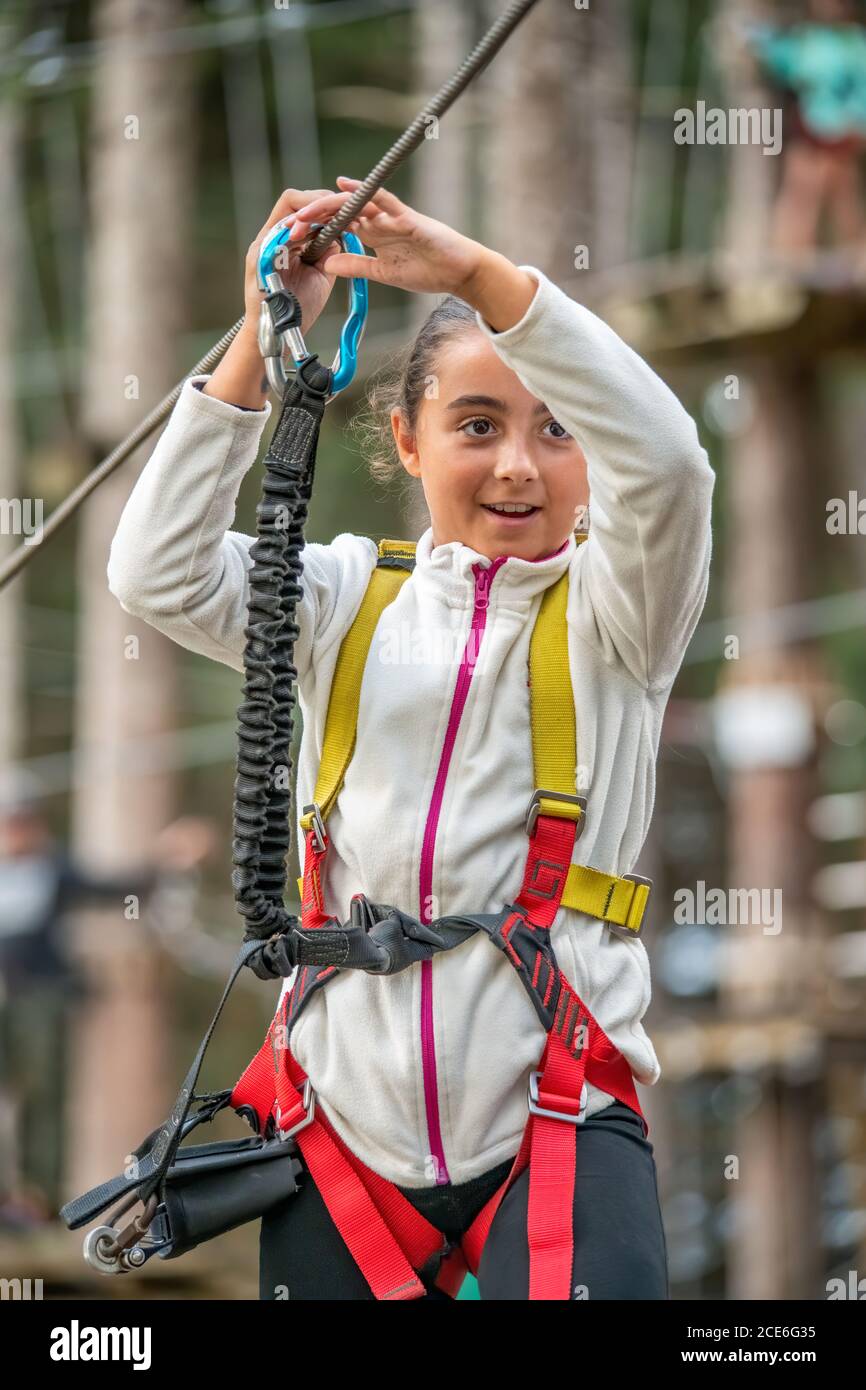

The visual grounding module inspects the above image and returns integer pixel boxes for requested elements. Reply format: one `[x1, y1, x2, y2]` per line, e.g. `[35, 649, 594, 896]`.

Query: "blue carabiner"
[257, 224, 368, 400]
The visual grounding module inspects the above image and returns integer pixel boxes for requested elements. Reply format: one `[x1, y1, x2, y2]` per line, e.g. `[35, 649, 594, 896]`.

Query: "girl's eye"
[544, 418, 571, 439]
[460, 417, 496, 438]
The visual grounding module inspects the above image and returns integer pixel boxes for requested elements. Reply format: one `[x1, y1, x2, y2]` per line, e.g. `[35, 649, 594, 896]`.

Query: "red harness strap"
[231, 813, 646, 1300]
[232, 990, 466, 1300]
[456, 809, 644, 1299]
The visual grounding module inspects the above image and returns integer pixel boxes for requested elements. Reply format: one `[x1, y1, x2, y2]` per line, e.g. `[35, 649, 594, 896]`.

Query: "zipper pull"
[473, 564, 491, 610]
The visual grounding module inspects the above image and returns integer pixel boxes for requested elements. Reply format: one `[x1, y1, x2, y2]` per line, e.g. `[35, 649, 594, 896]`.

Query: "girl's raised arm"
[106, 371, 377, 681]
[473, 266, 715, 692]
[107, 187, 379, 683]
[304, 179, 714, 692]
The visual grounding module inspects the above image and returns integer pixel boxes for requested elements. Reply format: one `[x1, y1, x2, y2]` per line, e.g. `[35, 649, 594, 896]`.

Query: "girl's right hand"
[242, 188, 346, 341]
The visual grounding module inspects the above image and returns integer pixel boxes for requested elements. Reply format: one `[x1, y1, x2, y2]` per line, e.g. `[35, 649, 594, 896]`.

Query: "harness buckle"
[528, 1071, 588, 1125]
[525, 788, 587, 839]
[275, 1078, 316, 1142]
[607, 873, 652, 941]
[301, 802, 327, 855]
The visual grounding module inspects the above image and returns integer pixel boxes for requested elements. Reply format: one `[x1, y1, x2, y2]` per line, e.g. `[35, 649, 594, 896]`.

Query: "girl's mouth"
[480, 502, 540, 524]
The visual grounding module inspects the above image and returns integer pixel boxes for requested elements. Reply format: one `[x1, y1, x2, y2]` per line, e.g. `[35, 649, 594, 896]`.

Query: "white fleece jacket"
[107, 265, 715, 1189]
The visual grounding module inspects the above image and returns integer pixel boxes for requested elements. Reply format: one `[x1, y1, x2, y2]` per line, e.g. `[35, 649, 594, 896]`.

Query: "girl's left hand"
[284, 177, 486, 298]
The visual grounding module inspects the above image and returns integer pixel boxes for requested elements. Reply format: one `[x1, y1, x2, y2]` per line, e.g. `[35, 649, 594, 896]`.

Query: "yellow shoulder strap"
[529, 541, 651, 937]
[298, 539, 415, 839]
[527, 571, 582, 828]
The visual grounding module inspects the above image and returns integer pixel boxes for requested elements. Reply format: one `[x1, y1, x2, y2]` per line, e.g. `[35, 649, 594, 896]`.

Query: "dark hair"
[348, 294, 480, 487]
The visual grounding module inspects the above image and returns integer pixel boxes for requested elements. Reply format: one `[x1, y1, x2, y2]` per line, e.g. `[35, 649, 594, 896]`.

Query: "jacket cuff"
[186, 374, 273, 425]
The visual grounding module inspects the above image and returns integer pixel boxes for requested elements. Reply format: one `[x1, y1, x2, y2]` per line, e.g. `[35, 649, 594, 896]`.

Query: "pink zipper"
[418, 555, 507, 1184]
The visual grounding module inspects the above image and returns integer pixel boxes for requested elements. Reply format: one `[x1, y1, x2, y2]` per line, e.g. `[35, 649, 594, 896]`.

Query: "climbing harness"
[62, 529, 653, 1292]
[57, 0, 655, 1299]
[227, 538, 653, 1301]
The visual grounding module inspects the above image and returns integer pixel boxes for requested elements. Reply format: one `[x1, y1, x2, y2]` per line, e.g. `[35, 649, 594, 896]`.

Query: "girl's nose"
[492, 446, 540, 484]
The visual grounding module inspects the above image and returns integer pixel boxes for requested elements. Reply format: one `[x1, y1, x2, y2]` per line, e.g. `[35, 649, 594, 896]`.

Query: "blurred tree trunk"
[714, 0, 826, 1301]
[718, 0, 776, 266]
[0, 96, 25, 1207]
[480, 0, 634, 279]
[0, 101, 23, 768]
[716, 365, 826, 1299]
[67, 0, 194, 1201]
[411, 0, 473, 327]
[405, 0, 474, 538]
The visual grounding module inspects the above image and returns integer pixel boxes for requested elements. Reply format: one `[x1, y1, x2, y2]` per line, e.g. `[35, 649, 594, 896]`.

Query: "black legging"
[259, 1099, 670, 1300]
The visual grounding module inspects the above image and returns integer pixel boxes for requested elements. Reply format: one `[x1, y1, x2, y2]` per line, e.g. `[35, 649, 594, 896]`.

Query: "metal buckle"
[302, 802, 327, 854]
[607, 873, 652, 942]
[528, 1071, 587, 1125]
[275, 1079, 316, 1142]
[525, 787, 587, 838]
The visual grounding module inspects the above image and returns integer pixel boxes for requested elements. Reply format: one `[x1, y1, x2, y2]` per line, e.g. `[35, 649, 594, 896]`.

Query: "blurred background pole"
[720, 0, 776, 269]
[717, 363, 827, 1299]
[405, 0, 474, 536]
[715, 0, 826, 1298]
[66, 0, 194, 1201]
[411, 0, 473, 328]
[0, 98, 23, 770]
[480, 0, 624, 279]
[0, 86, 25, 1211]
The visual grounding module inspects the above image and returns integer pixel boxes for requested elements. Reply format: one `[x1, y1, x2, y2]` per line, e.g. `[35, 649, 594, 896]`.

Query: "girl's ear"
[391, 406, 421, 478]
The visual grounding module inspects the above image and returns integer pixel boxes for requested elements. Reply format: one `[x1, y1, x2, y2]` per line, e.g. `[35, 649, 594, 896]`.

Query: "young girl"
[107, 178, 714, 1301]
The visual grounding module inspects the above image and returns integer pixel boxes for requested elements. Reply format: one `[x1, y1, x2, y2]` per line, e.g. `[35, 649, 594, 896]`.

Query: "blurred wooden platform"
[654, 1006, 866, 1080]
[580, 248, 866, 366]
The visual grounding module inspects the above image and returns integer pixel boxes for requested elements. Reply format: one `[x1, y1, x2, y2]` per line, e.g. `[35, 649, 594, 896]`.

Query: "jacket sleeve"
[473, 267, 715, 691]
[106, 375, 378, 683]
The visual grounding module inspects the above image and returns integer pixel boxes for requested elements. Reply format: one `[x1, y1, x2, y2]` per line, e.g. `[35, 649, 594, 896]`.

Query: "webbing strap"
[457, 1030, 589, 1298]
[298, 540, 413, 836]
[526, 1032, 584, 1299]
[528, 571, 580, 808]
[516, 814, 578, 929]
[561, 863, 650, 932]
[277, 1035, 461, 1299]
[295, 837, 652, 940]
[233, 1001, 420, 1301]
[233, 1028, 465, 1300]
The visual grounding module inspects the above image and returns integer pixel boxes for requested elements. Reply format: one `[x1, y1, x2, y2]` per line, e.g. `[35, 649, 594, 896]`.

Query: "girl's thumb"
[321, 251, 381, 282]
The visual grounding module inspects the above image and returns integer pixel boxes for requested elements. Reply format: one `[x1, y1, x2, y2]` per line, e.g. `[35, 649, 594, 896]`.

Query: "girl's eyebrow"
[445, 394, 549, 414]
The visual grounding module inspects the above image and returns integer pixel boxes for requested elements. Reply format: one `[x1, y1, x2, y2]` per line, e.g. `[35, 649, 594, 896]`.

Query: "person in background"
[0, 770, 213, 1229]
[747, 0, 866, 253]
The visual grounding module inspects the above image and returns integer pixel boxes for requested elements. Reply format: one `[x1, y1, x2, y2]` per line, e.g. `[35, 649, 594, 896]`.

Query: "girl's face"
[391, 329, 589, 562]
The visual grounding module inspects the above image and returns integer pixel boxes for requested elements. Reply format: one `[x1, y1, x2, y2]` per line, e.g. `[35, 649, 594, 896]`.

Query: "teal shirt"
[750, 23, 866, 138]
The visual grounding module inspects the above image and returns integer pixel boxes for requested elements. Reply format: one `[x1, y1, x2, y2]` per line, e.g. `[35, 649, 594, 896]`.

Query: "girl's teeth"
[486, 503, 535, 514]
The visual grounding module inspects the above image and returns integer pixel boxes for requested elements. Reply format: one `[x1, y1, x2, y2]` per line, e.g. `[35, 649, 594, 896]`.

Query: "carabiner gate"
[257, 223, 368, 401]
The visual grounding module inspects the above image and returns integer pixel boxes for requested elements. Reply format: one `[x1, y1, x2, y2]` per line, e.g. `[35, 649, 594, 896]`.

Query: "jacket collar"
[412, 525, 576, 608]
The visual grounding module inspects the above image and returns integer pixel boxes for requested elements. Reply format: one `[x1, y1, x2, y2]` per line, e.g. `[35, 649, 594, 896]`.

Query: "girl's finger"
[336, 176, 405, 218]
[294, 188, 385, 227]
[321, 251, 386, 283]
[258, 188, 332, 238]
